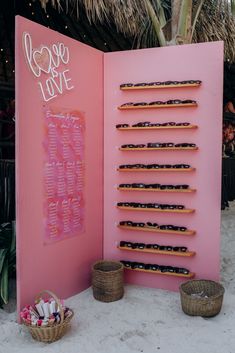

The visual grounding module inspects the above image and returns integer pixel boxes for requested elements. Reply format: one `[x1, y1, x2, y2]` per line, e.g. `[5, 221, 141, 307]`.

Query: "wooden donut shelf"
[116, 82, 199, 281]
[124, 267, 195, 278]
[117, 187, 196, 193]
[118, 103, 197, 110]
[117, 125, 198, 131]
[117, 206, 195, 213]
[120, 83, 201, 91]
[118, 246, 196, 257]
[117, 224, 196, 236]
[117, 168, 195, 172]
[119, 146, 198, 151]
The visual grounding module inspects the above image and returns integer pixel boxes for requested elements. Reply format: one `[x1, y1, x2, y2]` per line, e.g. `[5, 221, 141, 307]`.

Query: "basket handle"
[35, 290, 64, 324]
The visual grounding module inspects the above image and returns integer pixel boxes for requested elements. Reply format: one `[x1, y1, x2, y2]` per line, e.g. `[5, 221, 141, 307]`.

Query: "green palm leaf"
[0, 222, 16, 305]
[0, 249, 7, 273]
[0, 259, 9, 304]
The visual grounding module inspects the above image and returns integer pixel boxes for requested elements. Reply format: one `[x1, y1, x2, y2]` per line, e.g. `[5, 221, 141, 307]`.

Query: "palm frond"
[176, 0, 192, 44]
[38, 0, 235, 62]
[145, 0, 167, 46]
[231, 0, 235, 16]
[191, 0, 204, 42]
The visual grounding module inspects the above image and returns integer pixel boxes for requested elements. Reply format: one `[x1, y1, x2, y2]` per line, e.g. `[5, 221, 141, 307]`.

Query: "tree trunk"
[171, 0, 181, 37]
[176, 0, 192, 44]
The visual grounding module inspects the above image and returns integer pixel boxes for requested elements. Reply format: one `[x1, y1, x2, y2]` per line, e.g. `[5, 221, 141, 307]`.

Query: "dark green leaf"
[0, 259, 9, 304]
[0, 249, 8, 273]
[10, 221, 16, 253]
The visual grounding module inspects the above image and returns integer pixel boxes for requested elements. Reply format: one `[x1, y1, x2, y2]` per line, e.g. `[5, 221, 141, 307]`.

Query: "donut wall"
[16, 15, 223, 312]
[104, 42, 223, 291]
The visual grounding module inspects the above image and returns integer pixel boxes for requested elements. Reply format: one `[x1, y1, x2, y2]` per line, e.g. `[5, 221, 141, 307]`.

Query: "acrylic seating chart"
[43, 108, 85, 242]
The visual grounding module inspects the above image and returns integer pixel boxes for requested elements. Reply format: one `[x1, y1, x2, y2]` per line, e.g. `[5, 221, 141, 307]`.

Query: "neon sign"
[23, 32, 74, 102]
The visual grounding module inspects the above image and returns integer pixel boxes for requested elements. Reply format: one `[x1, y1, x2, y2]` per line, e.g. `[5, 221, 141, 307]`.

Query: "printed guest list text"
[43, 108, 85, 242]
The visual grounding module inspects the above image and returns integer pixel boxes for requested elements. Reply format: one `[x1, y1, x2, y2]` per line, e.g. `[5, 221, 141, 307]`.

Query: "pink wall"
[16, 16, 223, 310]
[104, 42, 223, 291]
[15, 17, 103, 311]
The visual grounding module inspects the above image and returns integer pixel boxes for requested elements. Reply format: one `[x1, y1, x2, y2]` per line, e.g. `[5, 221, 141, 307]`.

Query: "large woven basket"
[92, 260, 124, 302]
[180, 280, 225, 317]
[24, 290, 74, 343]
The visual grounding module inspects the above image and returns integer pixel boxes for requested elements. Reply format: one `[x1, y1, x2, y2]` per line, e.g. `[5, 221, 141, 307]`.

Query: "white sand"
[0, 203, 235, 353]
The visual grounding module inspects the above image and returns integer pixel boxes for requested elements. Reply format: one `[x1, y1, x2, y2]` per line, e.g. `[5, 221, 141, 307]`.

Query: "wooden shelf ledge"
[117, 206, 195, 214]
[118, 246, 196, 257]
[118, 187, 196, 193]
[119, 147, 198, 151]
[118, 103, 198, 110]
[120, 83, 201, 91]
[124, 267, 195, 278]
[117, 125, 198, 131]
[117, 168, 195, 172]
[118, 224, 196, 235]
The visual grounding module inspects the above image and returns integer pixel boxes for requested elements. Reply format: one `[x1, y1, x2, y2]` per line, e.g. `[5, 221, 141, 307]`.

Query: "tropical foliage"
[38, 0, 235, 61]
[0, 222, 16, 307]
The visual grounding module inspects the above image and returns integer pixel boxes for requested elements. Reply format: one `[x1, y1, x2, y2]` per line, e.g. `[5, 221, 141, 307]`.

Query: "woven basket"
[24, 290, 74, 343]
[180, 280, 225, 317]
[92, 260, 124, 302]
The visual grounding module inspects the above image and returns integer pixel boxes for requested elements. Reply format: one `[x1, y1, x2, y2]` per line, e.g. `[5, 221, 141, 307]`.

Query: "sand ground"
[0, 203, 235, 353]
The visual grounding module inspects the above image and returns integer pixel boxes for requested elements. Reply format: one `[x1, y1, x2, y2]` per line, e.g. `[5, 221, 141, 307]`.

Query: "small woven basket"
[23, 290, 74, 343]
[92, 260, 124, 302]
[180, 280, 225, 317]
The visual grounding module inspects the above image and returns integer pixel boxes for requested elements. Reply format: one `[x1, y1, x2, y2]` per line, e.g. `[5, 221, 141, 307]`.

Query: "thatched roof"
[38, 0, 235, 62]
[193, 1, 235, 63]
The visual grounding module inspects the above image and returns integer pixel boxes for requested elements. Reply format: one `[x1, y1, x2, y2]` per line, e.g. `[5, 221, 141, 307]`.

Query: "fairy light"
[46, 15, 50, 18]
[65, 25, 68, 29]
[29, 2, 32, 6]
[32, 12, 34, 15]
[0, 49, 11, 68]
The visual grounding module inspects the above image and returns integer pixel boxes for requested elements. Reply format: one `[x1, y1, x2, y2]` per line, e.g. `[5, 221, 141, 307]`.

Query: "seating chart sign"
[43, 107, 85, 243]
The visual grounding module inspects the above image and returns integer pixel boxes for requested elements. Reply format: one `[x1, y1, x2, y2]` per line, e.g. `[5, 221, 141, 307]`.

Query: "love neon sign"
[22, 32, 74, 102]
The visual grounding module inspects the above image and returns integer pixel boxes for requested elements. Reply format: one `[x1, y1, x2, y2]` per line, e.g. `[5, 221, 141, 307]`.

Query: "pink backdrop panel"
[15, 16, 103, 311]
[104, 42, 223, 291]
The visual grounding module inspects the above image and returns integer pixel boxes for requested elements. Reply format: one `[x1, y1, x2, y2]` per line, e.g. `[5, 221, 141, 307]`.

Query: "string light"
[104, 42, 107, 46]
[65, 25, 68, 29]
[0, 48, 12, 68]
[32, 12, 34, 15]
[0, 49, 10, 67]
[46, 15, 50, 18]
[29, 2, 32, 6]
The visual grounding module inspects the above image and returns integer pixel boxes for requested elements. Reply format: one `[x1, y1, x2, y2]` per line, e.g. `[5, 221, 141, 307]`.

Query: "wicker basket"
[23, 290, 74, 343]
[180, 280, 225, 317]
[92, 260, 124, 302]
